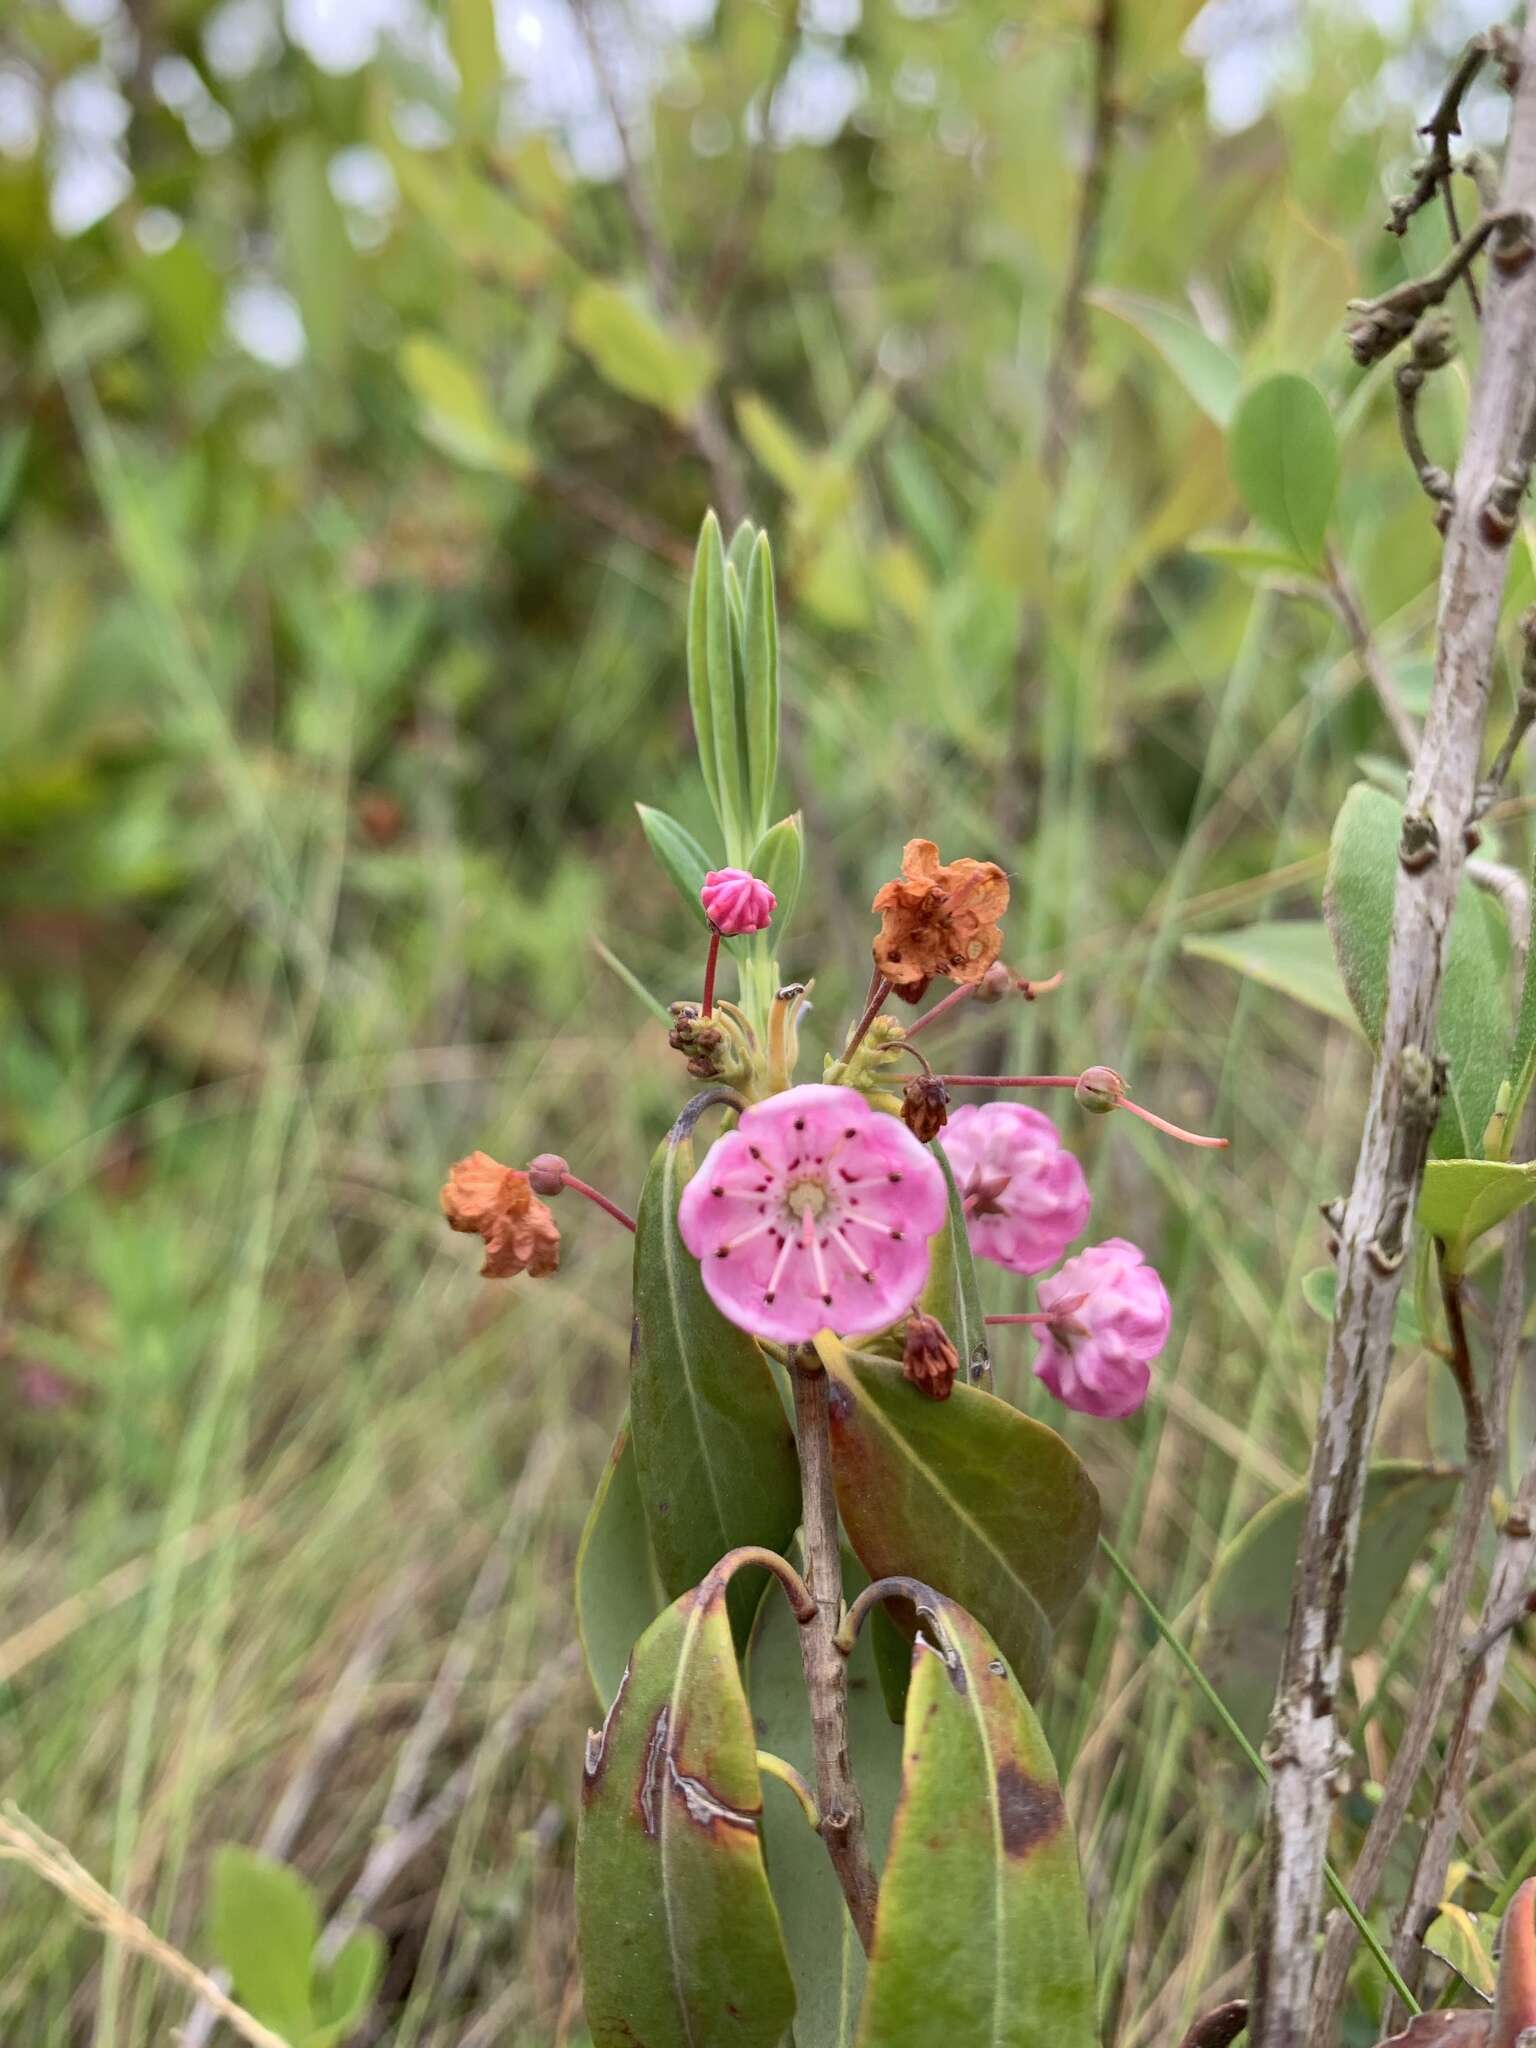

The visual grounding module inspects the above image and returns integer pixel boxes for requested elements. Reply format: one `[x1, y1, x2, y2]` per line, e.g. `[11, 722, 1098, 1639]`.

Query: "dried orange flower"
[871, 839, 1009, 1003]
[441, 1151, 560, 1280]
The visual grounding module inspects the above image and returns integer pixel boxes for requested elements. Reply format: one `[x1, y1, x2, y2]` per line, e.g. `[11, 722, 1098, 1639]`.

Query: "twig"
[1437, 1251, 1492, 1454]
[1461, 1584, 1536, 1662]
[1041, 0, 1122, 485]
[1387, 35, 1491, 263]
[1252, 32, 1536, 2048]
[0, 1807, 293, 2048]
[1394, 320, 1459, 528]
[1346, 208, 1529, 366]
[790, 1353, 879, 1951]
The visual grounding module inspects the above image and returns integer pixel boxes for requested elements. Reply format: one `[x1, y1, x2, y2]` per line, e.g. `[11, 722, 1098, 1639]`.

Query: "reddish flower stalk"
[938, 1075, 1229, 1150]
[901, 982, 977, 1041]
[558, 1171, 637, 1234]
[529, 1154, 637, 1233]
[984, 1312, 1053, 1325]
[839, 975, 893, 1067]
[701, 929, 722, 1018]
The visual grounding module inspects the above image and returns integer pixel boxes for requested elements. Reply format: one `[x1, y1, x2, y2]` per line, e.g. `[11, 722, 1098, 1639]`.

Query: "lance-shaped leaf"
[576, 1412, 668, 1708]
[814, 1337, 1098, 1695]
[1418, 1159, 1536, 1275]
[747, 811, 804, 952]
[577, 1552, 796, 2048]
[742, 533, 779, 839]
[631, 1101, 801, 1645]
[688, 511, 749, 859]
[1193, 1459, 1461, 1742]
[856, 1593, 1096, 2048]
[748, 1554, 904, 2046]
[919, 1144, 991, 1387]
[636, 802, 715, 935]
[1325, 783, 1510, 1159]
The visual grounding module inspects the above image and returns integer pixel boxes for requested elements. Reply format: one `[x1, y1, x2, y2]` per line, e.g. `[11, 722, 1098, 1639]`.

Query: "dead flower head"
[441, 1151, 560, 1280]
[903, 1311, 960, 1401]
[872, 839, 1009, 1003]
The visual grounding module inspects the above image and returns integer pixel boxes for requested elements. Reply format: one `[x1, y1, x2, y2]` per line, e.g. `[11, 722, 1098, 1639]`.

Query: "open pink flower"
[677, 1083, 948, 1345]
[700, 868, 777, 936]
[1030, 1238, 1169, 1419]
[940, 1102, 1090, 1275]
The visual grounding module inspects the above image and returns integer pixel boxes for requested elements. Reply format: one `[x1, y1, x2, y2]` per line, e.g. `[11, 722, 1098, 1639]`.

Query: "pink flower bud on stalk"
[699, 868, 777, 1017]
[938, 1071, 1228, 1149]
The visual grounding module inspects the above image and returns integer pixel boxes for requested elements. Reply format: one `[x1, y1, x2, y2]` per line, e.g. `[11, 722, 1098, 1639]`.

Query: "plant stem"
[938, 1075, 1228, 1148]
[790, 1354, 879, 1952]
[557, 1171, 637, 1235]
[984, 1312, 1052, 1325]
[901, 982, 977, 1041]
[835, 977, 892, 1074]
[701, 930, 721, 1018]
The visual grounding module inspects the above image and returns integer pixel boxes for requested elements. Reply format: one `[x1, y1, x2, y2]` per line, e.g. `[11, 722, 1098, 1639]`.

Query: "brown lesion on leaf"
[632, 1700, 761, 1840]
[995, 1759, 1065, 1857]
[583, 1659, 633, 1800]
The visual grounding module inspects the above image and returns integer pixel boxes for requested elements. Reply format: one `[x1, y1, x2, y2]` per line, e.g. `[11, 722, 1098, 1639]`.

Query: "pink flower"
[700, 868, 777, 936]
[1030, 1238, 1170, 1419]
[939, 1102, 1090, 1275]
[677, 1083, 948, 1345]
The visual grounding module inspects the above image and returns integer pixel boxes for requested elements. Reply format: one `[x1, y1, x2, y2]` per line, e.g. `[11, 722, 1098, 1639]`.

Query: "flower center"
[784, 1177, 830, 1223]
[963, 1168, 1011, 1219]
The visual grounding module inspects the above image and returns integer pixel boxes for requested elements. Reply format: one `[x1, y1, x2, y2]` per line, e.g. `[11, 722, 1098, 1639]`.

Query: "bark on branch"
[1251, 29, 1536, 2048]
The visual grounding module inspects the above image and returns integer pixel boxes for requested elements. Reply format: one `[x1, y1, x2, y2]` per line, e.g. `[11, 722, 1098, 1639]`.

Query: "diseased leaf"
[568, 280, 716, 425]
[1193, 1460, 1462, 1742]
[1184, 922, 1358, 1029]
[208, 1846, 318, 2044]
[630, 1108, 801, 1647]
[1088, 287, 1242, 425]
[814, 1337, 1098, 1695]
[856, 1595, 1097, 2048]
[1424, 1904, 1499, 2001]
[749, 1553, 903, 2046]
[1228, 373, 1337, 566]
[576, 1553, 796, 2048]
[576, 1413, 668, 1708]
[918, 1144, 991, 1388]
[1325, 783, 1511, 1159]
[1418, 1159, 1536, 1274]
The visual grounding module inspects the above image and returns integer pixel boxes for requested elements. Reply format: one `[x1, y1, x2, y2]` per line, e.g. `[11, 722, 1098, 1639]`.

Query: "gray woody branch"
[1250, 24, 1536, 2048]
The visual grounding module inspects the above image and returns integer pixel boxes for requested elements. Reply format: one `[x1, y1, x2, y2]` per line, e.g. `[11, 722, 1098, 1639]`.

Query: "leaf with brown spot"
[576, 1550, 796, 2048]
[856, 1595, 1096, 2048]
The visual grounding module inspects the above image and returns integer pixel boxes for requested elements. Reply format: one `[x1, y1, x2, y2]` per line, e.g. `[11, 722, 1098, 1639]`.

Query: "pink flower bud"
[527, 1153, 569, 1197]
[700, 867, 777, 936]
[1029, 1238, 1170, 1419]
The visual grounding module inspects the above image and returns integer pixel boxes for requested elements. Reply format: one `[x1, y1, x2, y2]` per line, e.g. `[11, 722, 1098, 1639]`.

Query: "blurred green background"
[4, 0, 1535, 2041]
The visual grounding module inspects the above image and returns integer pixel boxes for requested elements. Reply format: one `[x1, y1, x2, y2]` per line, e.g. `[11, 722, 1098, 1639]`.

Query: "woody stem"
[701, 930, 722, 1018]
[555, 1172, 637, 1234]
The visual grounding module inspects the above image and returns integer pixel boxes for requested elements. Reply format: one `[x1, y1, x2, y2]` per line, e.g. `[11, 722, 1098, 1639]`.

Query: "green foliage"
[1417, 1159, 1536, 1276]
[576, 1415, 669, 1708]
[916, 1145, 991, 1389]
[1183, 921, 1356, 1029]
[1193, 1462, 1462, 1742]
[814, 1336, 1099, 1697]
[1088, 289, 1243, 425]
[574, 1555, 796, 2048]
[856, 1595, 1097, 2048]
[209, 1847, 382, 2048]
[1227, 374, 1338, 566]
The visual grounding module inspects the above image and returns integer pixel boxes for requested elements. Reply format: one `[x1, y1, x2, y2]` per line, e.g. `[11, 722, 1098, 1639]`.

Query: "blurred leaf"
[687, 511, 749, 857]
[1188, 533, 1321, 576]
[209, 1846, 317, 2044]
[311, 1927, 385, 2043]
[449, 0, 501, 129]
[1503, 858, 1536, 1133]
[38, 291, 147, 380]
[1252, 204, 1356, 374]
[742, 533, 779, 838]
[1424, 1904, 1499, 2002]
[735, 393, 817, 497]
[630, 1114, 801, 1646]
[1228, 374, 1337, 567]
[813, 1336, 1099, 1696]
[1194, 1461, 1461, 1742]
[271, 135, 354, 375]
[397, 335, 531, 478]
[568, 281, 716, 425]
[1301, 1266, 1420, 1347]
[857, 1594, 1097, 2048]
[635, 802, 714, 933]
[1325, 783, 1510, 1159]
[1183, 921, 1357, 1028]
[748, 811, 804, 951]
[1088, 288, 1242, 424]
[1418, 1160, 1536, 1274]
[918, 1143, 991, 1388]
[577, 1413, 668, 1708]
[749, 1552, 903, 2045]
[574, 1554, 795, 2048]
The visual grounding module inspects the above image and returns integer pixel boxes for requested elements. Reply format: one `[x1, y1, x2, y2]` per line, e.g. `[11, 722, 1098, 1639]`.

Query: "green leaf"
[271, 135, 353, 374]
[577, 1413, 669, 1708]
[448, 0, 500, 129]
[630, 1108, 802, 1647]
[1228, 374, 1338, 567]
[1193, 1461, 1462, 1743]
[208, 1845, 319, 2043]
[1184, 922, 1357, 1028]
[635, 802, 714, 934]
[1423, 1904, 1499, 2002]
[918, 1144, 991, 1387]
[397, 335, 531, 479]
[311, 1926, 385, 2043]
[567, 280, 716, 426]
[1087, 287, 1242, 425]
[1301, 1265, 1421, 1347]
[1325, 783, 1511, 1159]
[687, 512, 748, 857]
[1502, 857, 1536, 1137]
[856, 1594, 1097, 2048]
[814, 1337, 1099, 1696]
[742, 534, 780, 839]
[575, 1554, 796, 2048]
[1187, 533, 1322, 577]
[749, 1554, 903, 2046]
[1418, 1159, 1536, 1273]
[746, 812, 804, 952]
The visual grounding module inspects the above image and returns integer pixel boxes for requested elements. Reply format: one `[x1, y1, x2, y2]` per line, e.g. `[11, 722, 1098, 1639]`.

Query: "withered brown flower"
[902, 1311, 960, 1401]
[900, 1074, 951, 1144]
[872, 839, 1009, 1003]
[440, 1151, 560, 1280]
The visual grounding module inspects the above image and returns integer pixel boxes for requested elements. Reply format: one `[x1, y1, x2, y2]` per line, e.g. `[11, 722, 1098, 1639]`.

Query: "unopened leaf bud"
[1075, 1065, 1126, 1115]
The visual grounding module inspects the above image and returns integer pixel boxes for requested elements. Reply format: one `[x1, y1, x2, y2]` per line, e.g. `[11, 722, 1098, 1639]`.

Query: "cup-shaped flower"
[940, 1102, 1090, 1275]
[700, 867, 777, 936]
[677, 1082, 948, 1345]
[1030, 1238, 1170, 1418]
